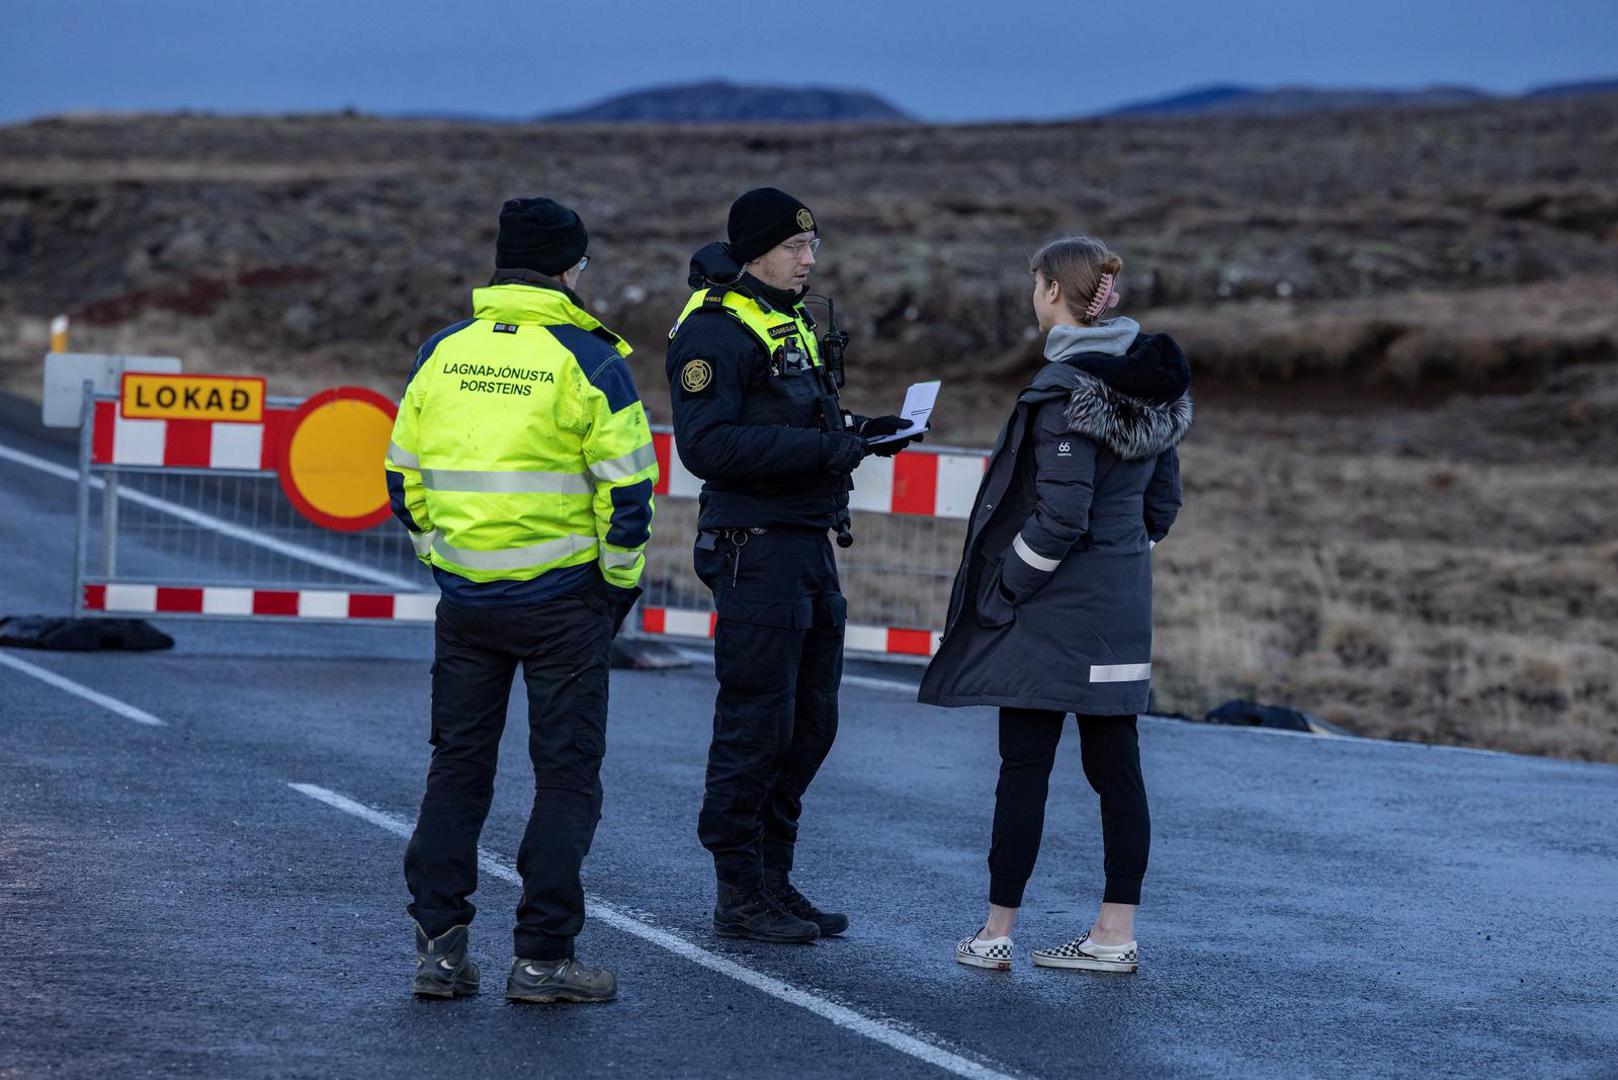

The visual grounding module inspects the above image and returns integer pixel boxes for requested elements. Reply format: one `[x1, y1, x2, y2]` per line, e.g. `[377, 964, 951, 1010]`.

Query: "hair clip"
[1084, 272, 1116, 320]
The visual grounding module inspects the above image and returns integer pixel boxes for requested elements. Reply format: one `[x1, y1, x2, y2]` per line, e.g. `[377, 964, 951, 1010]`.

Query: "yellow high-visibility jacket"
[385, 276, 657, 602]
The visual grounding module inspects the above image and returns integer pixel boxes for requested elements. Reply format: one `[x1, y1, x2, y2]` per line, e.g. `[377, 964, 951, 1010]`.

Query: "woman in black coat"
[917, 236, 1191, 974]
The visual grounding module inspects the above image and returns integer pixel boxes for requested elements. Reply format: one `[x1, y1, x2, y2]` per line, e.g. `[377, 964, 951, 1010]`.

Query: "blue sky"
[4, 0, 1615, 124]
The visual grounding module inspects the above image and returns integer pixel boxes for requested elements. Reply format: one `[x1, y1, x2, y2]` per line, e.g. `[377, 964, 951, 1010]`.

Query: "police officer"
[667, 188, 916, 942]
[386, 197, 658, 1001]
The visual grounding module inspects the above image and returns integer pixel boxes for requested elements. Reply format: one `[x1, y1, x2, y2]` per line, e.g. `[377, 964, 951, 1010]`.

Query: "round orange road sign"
[277, 386, 397, 531]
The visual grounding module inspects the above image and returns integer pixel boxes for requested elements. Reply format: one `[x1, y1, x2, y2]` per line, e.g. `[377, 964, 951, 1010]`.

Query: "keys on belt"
[698, 527, 767, 586]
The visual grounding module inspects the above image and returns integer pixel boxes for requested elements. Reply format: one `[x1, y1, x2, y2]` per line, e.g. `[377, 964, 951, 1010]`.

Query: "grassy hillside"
[2, 95, 1614, 760]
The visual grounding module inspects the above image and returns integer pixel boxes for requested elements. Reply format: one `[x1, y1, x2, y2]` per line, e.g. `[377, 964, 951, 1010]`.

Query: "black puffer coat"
[917, 333, 1192, 715]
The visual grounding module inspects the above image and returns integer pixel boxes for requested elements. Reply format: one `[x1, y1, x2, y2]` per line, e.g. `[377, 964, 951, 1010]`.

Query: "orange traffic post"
[49, 314, 69, 353]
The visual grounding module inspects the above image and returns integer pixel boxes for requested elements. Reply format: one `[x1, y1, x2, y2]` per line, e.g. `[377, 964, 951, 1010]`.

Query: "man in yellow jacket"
[385, 196, 657, 1004]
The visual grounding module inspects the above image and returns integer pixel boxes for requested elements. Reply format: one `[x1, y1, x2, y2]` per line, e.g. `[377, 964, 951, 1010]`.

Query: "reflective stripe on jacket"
[385, 278, 657, 595]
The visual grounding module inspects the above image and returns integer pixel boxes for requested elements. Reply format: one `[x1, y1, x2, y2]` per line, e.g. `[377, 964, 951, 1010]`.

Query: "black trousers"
[694, 527, 845, 890]
[988, 708, 1150, 908]
[404, 587, 612, 961]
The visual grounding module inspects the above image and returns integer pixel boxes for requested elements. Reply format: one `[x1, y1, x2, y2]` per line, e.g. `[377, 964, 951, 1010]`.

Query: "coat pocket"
[974, 555, 1016, 628]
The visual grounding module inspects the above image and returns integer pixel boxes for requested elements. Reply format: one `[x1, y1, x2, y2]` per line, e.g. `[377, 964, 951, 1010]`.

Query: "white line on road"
[0, 441, 80, 482]
[0, 440, 419, 590]
[0, 650, 164, 726]
[672, 647, 922, 695]
[289, 782, 1022, 1080]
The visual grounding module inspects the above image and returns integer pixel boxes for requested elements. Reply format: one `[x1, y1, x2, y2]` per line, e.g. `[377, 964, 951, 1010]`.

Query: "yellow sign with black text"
[121, 373, 266, 423]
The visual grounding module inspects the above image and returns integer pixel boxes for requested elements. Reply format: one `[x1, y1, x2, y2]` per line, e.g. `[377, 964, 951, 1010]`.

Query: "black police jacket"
[666, 270, 851, 531]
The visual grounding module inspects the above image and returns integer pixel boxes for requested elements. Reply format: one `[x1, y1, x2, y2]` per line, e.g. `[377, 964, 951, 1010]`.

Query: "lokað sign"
[121, 372, 266, 423]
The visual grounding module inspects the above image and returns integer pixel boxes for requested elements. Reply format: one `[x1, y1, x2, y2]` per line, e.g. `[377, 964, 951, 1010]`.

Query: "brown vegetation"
[1, 95, 1614, 760]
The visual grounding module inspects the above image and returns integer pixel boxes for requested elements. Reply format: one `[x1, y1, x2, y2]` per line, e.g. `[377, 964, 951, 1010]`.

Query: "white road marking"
[289, 783, 1023, 1080]
[1144, 713, 1541, 761]
[0, 440, 419, 590]
[843, 673, 923, 694]
[0, 650, 164, 726]
[0, 440, 81, 482]
[674, 644, 1537, 762]
[672, 647, 922, 695]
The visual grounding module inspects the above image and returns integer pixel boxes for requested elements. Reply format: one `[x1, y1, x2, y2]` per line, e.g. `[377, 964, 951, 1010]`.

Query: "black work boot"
[411, 923, 480, 998]
[713, 882, 820, 943]
[504, 956, 617, 1003]
[764, 868, 849, 937]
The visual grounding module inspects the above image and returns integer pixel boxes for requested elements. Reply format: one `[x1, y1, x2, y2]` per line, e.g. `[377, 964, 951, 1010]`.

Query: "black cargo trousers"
[694, 525, 846, 891]
[404, 583, 613, 962]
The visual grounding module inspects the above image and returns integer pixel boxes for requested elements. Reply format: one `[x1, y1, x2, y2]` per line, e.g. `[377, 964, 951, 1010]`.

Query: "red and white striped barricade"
[638, 429, 988, 659]
[73, 393, 990, 656]
[73, 385, 434, 625]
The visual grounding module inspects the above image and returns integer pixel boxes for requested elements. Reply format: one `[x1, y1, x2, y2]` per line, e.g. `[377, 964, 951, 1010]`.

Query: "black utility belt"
[697, 525, 826, 549]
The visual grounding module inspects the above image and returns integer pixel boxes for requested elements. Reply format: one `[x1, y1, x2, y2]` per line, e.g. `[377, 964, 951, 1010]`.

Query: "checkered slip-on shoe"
[1031, 931, 1139, 973]
[955, 930, 1014, 971]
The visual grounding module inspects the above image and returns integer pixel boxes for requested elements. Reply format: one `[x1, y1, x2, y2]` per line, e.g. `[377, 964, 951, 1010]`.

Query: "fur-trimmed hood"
[1025, 331, 1193, 461]
[1064, 371, 1193, 460]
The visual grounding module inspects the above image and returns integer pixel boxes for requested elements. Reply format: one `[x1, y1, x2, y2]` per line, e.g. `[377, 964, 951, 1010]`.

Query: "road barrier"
[637, 431, 986, 657]
[72, 382, 988, 656]
[73, 386, 433, 625]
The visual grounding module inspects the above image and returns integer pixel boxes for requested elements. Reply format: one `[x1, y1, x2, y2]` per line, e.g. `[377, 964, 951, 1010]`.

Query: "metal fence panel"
[74, 392, 986, 654]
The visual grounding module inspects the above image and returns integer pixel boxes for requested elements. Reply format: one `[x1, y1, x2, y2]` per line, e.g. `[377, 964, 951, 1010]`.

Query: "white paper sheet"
[866, 380, 940, 444]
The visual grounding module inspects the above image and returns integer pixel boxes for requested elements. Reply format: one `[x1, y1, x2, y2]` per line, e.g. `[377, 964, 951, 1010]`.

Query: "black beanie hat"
[727, 187, 816, 264]
[495, 197, 588, 276]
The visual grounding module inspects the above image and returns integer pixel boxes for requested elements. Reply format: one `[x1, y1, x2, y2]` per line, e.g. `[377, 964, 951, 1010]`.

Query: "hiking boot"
[712, 883, 820, 943]
[764, 868, 849, 937]
[411, 923, 479, 998]
[504, 957, 618, 1003]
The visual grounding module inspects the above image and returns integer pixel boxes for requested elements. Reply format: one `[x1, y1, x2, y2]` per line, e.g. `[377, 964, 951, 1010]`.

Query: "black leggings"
[989, 708, 1150, 908]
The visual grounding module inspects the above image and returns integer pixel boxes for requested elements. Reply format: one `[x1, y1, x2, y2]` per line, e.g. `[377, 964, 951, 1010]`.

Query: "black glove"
[856, 414, 922, 458]
[856, 414, 907, 438]
[819, 431, 869, 475]
[606, 583, 643, 637]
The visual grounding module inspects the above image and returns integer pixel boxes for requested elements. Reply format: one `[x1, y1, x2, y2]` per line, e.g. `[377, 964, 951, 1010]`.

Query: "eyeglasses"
[781, 238, 821, 257]
[575, 256, 590, 274]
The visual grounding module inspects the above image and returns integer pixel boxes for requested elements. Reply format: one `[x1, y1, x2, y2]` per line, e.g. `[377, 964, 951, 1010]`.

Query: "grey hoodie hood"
[1043, 316, 1140, 362]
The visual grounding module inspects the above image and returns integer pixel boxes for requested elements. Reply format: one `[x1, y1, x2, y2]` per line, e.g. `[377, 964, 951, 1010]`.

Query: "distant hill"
[1526, 77, 1618, 98]
[544, 80, 910, 124]
[1104, 84, 1491, 118]
[1104, 78, 1618, 119]
[1101, 84, 1255, 117]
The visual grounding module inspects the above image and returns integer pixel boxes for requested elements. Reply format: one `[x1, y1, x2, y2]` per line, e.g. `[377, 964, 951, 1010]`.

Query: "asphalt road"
[3, 416, 1617, 1080]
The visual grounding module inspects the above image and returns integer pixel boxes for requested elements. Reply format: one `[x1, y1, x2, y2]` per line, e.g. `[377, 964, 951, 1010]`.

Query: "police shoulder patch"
[680, 358, 714, 394]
